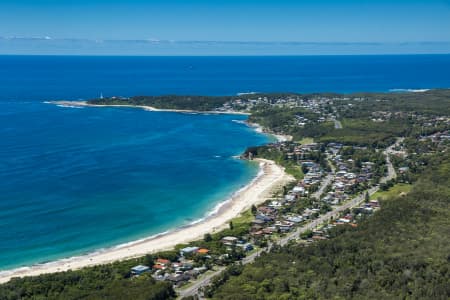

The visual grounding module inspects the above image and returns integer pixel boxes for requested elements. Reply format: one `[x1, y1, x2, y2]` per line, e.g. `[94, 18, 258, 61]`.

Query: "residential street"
[178, 141, 397, 299]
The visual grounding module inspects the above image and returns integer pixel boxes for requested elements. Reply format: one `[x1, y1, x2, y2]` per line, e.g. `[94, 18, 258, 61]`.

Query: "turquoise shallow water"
[0, 101, 270, 270]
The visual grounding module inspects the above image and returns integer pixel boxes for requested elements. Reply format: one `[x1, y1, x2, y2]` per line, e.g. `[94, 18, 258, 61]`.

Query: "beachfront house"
[180, 246, 199, 257]
[131, 265, 150, 276]
[153, 258, 171, 270]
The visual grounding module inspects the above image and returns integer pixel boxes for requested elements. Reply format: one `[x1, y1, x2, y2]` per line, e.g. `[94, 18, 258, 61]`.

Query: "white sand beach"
[49, 100, 250, 115]
[0, 159, 294, 283]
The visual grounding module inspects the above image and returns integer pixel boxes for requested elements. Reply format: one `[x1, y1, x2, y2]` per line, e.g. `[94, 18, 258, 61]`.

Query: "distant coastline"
[47, 100, 250, 115]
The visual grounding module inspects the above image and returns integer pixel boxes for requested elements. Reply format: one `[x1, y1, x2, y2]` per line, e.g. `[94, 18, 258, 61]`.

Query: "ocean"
[0, 54, 449, 270]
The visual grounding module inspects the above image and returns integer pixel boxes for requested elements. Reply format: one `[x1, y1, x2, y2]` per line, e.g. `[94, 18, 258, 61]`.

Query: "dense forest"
[89, 95, 232, 111]
[206, 153, 450, 299]
[343, 89, 450, 116]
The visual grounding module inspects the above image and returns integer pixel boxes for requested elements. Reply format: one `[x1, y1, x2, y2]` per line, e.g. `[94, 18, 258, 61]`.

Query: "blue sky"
[1, 0, 450, 42]
[0, 0, 449, 54]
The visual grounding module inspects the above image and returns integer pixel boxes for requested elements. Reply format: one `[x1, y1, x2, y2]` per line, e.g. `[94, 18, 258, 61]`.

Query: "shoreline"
[246, 121, 293, 142]
[47, 100, 251, 115]
[0, 158, 294, 283]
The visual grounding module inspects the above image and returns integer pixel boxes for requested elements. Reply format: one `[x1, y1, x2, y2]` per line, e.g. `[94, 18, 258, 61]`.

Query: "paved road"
[334, 119, 343, 129]
[178, 142, 397, 299]
[381, 138, 402, 184]
[311, 173, 333, 199]
[177, 267, 225, 299]
[311, 157, 336, 200]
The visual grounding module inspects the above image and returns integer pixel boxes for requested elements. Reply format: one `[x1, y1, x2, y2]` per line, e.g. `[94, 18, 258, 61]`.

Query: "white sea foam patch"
[43, 101, 84, 108]
[56, 104, 84, 109]
[237, 91, 258, 96]
[389, 88, 430, 93]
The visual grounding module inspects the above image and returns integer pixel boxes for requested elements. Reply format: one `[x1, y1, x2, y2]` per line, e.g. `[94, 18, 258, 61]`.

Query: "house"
[363, 206, 374, 213]
[337, 218, 351, 224]
[181, 262, 193, 270]
[180, 246, 199, 256]
[185, 269, 200, 279]
[236, 243, 254, 251]
[268, 200, 283, 208]
[285, 194, 296, 202]
[153, 258, 171, 270]
[301, 161, 316, 168]
[131, 265, 150, 276]
[285, 215, 303, 223]
[197, 248, 209, 255]
[257, 206, 277, 215]
[275, 221, 294, 232]
[251, 230, 264, 236]
[221, 236, 238, 245]
[292, 186, 306, 195]
[251, 224, 263, 232]
[166, 273, 190, 285]
[153, 264, 166, 270]
[399, 167, 409, 173]
[252, 218, 266, 225]
[262, 227, 276, 235]
[172, 262, 183, 269]
[336, 170, 347, 178]
[194, 266, 208, 273]
[156, 258, 170, 265]
[255, 214, 273, 222]
[369, 200, 380, 207]
[345, 173, 356, 180]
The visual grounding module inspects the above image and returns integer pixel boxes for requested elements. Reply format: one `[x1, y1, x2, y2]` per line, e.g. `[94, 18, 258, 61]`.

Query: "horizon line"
[2, 37, 450, 45]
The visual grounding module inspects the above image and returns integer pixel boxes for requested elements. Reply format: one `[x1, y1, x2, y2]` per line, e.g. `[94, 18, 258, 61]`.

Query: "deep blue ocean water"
[0, 102, 269, 270]
[0, 55, 449, 270]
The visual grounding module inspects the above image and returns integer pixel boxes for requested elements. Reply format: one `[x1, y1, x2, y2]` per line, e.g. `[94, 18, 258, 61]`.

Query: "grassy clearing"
[232, 209, 254, 226]
[298, 137, 314, 145]
[284, 163, 304, 180]
[371, 183, 412, 201]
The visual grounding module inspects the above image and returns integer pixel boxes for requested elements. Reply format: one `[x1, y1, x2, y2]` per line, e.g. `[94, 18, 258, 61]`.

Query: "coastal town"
[126, 137, 395, 299]
[93, 91, 448, 299]
[2, 90, 449, 299]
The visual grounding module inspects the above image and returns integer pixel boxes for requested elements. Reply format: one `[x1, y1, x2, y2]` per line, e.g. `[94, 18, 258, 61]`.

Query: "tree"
[204, 233, 212, 242]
